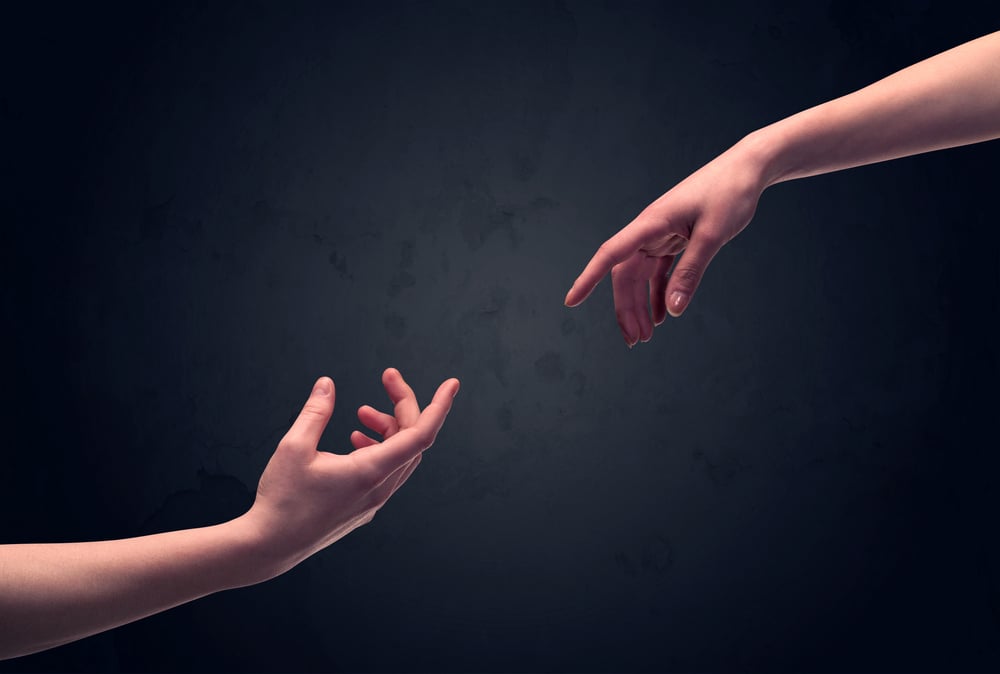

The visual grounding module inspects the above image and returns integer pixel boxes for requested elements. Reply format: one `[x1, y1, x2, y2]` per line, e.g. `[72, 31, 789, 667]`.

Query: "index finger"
[352, 378, 460, 478]
[564, 226, 646, 307]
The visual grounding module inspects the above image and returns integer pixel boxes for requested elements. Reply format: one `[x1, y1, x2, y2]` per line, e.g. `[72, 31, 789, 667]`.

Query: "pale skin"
[565, 30, 1000, 346]
[0, 368, 459, 661]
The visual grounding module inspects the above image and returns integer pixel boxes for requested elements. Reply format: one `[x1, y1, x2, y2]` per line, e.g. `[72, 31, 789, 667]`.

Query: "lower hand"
[242, 368, 459, 579]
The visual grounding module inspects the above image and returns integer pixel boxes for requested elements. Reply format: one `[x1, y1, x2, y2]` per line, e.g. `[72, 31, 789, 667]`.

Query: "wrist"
[219, 512, 289, 587]
[734, 125, 792, 190]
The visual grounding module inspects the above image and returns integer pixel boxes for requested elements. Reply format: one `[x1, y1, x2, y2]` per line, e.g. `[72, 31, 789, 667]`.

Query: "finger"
[612, 254, 656, 347]
[352, 378, 459, 477]
[382, 367, 421, 428]
[350, 430, 379, 450]
[633, 268, 653, 343]
[282, 377, 335, 451]
[650, 256, 675, 325]
[611, 263, 639, 349]
[564, 226, 647, 307]
[611, 261, 640, 347]
[664, 231, 724, 317]
[357, 405, 399, 438]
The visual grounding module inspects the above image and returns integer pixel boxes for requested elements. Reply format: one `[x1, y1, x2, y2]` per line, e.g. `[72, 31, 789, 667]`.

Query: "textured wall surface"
[2, 1, 1000, 671]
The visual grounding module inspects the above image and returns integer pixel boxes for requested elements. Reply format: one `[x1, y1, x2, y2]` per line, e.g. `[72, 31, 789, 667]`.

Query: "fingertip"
[565, 277, 597, 307]
[564, 287, 577, 307]
[351, 430, 379, 449]
[667, 291, 688, 318]
[636, 317, 653, 343]
[436, 378, 460, 399]
[617, 314, 639, 349]
[565, 289, 587, 308]
[313, 377, 334, 397]
[652, 301, 667, 326]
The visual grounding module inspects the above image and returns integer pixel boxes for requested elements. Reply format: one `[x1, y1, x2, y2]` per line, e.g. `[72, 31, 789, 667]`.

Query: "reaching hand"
[566, 30, 1000, 349]
[245, 368, 460, 577]
[564, 143, 767, 346]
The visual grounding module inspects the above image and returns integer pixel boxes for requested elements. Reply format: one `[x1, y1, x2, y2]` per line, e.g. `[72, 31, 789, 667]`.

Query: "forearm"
[0, 514, 269, 660]
[747, 30, 1000, 186]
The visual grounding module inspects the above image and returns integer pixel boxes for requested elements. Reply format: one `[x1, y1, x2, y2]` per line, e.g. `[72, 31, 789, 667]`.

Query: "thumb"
[284, 377, 336, 449]
[664, 233, 723, 317]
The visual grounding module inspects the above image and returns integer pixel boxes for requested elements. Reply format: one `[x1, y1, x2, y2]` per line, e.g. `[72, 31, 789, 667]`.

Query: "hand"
[243, 368, 460, 578]
[564, 140, 768, 346]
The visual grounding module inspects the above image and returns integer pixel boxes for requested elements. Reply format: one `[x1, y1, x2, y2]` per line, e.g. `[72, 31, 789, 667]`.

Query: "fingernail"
[563, 290, 573, 306]
[314, 378, 332, 396]
[452, 379, 461, 397]
[668, 291, 688, 317]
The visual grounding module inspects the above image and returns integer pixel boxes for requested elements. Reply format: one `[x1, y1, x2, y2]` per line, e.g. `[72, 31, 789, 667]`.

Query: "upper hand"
[563, 143, 767, 346]
[243, 368, 459, 578]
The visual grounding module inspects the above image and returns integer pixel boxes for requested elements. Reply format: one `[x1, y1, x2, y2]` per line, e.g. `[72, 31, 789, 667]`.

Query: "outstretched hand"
[245, 368, 459, 578]
[564, 143, 767, 346]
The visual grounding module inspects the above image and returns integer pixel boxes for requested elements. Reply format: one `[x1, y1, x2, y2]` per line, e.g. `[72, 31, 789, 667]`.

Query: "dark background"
[2, 1, 999, 671]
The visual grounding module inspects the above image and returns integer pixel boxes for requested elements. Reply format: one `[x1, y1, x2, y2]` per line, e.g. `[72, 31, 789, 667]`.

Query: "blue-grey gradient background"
[3, 1, 1000, 671]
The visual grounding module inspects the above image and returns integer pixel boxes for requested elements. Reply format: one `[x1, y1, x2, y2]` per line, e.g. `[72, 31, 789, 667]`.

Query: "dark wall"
[2, 1, 999, 671]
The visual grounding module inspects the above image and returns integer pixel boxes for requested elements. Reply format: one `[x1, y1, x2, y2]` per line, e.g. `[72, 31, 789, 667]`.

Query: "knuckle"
[700, 233, 724, 249]
[300, 402, 328, 420]
[299, 403, 330, 423]
[671, 266, 702, 287]
[694, 227, 726, 249]
[611, 263, 638, 283]
[276, 436, 306, 456]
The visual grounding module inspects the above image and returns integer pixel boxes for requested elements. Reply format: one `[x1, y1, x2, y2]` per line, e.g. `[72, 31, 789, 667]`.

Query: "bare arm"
[0, 369, 459, 660]
[0, 520, 262, 658]
[565, 31, 1000, 343]
[757, 30, 1000, 184]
